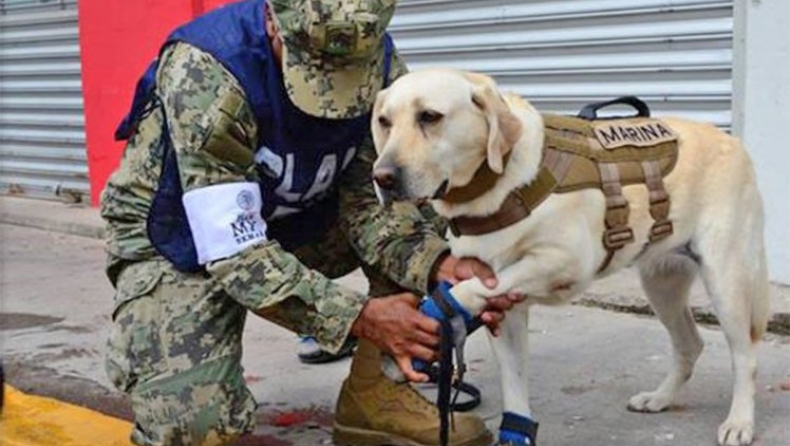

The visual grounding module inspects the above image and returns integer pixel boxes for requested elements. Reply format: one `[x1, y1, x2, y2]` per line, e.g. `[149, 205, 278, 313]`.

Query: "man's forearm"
[207, 241, 368, 353]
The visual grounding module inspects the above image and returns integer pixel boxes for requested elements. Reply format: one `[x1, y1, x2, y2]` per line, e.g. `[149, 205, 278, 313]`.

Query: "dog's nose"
[373, 167, 398, 190]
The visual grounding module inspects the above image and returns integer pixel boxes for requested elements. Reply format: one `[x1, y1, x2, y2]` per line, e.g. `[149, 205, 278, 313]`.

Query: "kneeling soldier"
[101, 1, 517, 445]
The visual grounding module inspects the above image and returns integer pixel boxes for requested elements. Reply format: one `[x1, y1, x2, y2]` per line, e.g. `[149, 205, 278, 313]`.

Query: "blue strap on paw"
[420, 281, 478, 329]
[413, 281, 482, 373]
[498, 412, 539, 445]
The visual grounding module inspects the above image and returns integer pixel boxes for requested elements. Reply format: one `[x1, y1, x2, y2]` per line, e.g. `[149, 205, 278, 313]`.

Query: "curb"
[0, 211, 105, 240]
[0, 385, 133, 446]
[575, 294, 790, 337]
[0, 196, 105, 240]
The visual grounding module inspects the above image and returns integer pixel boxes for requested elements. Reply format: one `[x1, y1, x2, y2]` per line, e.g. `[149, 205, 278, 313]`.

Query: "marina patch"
[593, 120, 677, 149]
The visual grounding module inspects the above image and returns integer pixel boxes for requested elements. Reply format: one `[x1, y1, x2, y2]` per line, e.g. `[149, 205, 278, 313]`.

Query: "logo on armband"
[236, 190, 255, 211]
[231, 191, 265, 244]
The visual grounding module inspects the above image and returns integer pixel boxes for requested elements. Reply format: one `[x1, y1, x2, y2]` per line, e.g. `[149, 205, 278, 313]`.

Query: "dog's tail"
[746, 189, 771, 343]
[750, 254, 771, 343]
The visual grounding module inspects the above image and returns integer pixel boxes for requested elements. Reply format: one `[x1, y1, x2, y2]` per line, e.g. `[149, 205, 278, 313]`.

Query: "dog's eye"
[378, 116, 392, 129]
[418, 110, 443, 125]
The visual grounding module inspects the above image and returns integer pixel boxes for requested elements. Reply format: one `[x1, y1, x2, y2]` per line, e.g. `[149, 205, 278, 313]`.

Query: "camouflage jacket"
[101, 42, 450, 352]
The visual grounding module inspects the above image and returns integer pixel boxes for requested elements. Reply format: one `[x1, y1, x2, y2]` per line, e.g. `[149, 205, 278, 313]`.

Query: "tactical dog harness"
[445, 96, 679, 273]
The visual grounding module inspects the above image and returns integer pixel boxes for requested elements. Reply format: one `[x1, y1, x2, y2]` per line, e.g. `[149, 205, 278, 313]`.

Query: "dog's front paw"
[626, 391, 672, 413]
[497, 412, 538, 446]
[718, 419, 754, 446]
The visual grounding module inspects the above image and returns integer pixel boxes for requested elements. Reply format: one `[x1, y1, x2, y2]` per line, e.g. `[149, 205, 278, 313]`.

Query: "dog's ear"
[468, 77, 523, 174]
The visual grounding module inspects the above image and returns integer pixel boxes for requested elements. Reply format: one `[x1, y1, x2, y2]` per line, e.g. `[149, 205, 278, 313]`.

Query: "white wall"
[732, 0, 790, 285]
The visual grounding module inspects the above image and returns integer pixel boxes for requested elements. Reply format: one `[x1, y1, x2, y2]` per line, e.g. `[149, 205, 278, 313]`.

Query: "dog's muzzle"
[373, 165, 399, 191]
[373, 165, 402, 207]
[373, 164, 450, 205]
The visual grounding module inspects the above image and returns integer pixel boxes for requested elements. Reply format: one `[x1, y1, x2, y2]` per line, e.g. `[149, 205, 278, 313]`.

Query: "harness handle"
[577, 96, 651, 120]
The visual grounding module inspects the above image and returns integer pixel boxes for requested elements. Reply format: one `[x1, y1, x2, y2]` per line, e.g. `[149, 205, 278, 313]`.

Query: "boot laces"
[396, 381, 439, 414]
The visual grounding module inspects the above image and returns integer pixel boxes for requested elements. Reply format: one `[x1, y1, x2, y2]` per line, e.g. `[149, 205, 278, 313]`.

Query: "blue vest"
[116, 0, 393, 272]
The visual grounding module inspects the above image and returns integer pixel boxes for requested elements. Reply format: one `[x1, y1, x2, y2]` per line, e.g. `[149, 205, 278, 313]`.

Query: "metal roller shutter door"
[390, 0, 733, 128]
[0, 0, 88, 201]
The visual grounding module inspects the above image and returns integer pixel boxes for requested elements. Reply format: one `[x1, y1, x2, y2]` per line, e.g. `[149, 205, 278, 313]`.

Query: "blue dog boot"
[498, 412, 539, 445]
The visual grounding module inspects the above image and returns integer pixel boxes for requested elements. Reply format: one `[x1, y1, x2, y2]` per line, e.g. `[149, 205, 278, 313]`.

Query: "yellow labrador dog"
[371, 69, 770, 446]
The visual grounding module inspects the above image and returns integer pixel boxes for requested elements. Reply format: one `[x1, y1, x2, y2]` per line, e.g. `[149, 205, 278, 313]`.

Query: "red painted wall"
[79, 0, 235, 205]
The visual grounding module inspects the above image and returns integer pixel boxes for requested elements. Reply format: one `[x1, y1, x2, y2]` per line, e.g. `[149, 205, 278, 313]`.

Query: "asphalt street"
[0, 223, 788, 445]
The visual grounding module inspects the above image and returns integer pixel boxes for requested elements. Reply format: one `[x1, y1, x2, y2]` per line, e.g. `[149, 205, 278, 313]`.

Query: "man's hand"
[433, 254, 526, 336]
[350, 293, 439, 382]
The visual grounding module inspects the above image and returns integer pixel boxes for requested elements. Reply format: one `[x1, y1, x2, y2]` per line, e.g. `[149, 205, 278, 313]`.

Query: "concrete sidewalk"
[2, 195, 788, 335]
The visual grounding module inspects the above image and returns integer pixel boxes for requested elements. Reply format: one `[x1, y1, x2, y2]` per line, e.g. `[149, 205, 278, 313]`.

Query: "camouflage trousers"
[105, 221, 432, 446]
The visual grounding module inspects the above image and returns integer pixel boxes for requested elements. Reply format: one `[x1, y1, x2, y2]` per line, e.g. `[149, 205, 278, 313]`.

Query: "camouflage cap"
[269, 0, 396, 119]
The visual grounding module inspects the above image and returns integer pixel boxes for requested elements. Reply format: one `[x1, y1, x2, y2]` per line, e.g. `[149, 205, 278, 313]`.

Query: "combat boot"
[333, 339, 491, 446]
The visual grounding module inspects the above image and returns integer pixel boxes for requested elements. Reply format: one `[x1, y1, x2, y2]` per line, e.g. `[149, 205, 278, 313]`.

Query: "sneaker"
[297, 336, 357, 364]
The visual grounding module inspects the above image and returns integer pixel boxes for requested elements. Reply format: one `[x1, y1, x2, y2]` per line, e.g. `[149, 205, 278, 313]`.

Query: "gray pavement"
[1, 197, 789, 445]
[0, 195, 105, 239]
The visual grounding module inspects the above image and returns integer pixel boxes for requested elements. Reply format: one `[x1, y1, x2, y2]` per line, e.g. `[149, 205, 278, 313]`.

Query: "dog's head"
[371, 69, 523, 206]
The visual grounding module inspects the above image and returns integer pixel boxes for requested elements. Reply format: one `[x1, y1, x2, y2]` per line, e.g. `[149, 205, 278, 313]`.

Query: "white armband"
[182, 182, 267, 265]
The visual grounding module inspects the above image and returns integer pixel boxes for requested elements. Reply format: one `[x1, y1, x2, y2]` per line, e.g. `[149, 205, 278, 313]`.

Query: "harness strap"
[432, 287, 458, 318]
[449, 193, 528, 237]
[437, 316, 454, 446]
[597, 162, 634, 273]
[419, 282, 485, 446]
[436, 313, 471, 446]
[443, 153, 513, 204]
[544, 147, 575, 181]
[511, 148, 573, 211]
[425, 364, 482, 412]
[448, 148, 573, 237]
[641, 160, 674, 242]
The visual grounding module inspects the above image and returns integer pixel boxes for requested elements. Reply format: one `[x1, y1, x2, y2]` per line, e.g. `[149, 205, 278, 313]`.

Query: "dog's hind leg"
[628, 255, 703, 413]
[694, 210, 769, 446]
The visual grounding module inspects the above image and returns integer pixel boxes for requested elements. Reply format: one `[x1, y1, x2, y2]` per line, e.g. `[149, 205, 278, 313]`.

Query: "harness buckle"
[648, 195, 670, 220]
[649, 219, 674, 242]
[603, 226, 635, 250]
[451, 363, 468, 384]
[604, 201, 630, 228]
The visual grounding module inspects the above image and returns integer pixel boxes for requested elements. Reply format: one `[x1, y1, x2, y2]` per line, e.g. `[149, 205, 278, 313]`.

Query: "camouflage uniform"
[101, 4, 451, 445]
